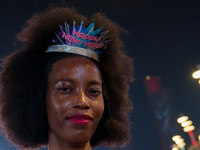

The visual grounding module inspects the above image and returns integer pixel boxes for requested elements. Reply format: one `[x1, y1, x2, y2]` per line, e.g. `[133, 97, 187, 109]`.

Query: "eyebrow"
[57, 78, 76, 84]
[88, 80, 102, 86]
[57, 78, 101, 86]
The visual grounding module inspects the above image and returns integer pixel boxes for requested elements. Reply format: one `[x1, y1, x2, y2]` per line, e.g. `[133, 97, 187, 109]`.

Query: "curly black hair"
[0, 5, 134, 149]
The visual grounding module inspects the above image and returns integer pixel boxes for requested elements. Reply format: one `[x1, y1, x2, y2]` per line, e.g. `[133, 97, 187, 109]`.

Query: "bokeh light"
[192, 70, 200, 79]
[177, 116, 188, 124]
[172, 135, 181, 141]
[183, 125, 195, 132]
[181, 120, 193, 127]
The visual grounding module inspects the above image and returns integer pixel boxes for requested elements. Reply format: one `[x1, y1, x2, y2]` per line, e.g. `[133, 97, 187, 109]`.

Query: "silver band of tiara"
[46, 45, 99, 62]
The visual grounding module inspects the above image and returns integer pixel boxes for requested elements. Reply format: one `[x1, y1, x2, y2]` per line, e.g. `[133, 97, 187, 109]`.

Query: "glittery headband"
[46, 20, 110, 61]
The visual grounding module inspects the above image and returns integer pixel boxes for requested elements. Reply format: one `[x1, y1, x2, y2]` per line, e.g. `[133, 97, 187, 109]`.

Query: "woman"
[0, 5, 133, 150]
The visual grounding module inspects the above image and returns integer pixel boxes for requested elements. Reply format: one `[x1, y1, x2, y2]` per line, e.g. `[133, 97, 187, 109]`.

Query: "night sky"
[1, 0, 200, 150]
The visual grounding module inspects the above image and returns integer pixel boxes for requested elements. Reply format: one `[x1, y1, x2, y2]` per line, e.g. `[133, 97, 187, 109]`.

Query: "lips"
[67, 114, 93, 125]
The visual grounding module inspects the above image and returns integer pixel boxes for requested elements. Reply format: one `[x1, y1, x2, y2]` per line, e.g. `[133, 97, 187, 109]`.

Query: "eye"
[58, 87, 72, 93]
[89, 89, 101, 96]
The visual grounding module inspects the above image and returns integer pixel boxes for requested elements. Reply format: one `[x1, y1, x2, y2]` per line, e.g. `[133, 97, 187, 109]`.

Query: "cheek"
[46, 90, 73, 121]
[100, 101, 105, 116]
[93, 99, 104, 118]
[46, 91, 62, 121]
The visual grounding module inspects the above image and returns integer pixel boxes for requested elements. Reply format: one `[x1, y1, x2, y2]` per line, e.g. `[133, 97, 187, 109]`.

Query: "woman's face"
[46, 56, 104, 148]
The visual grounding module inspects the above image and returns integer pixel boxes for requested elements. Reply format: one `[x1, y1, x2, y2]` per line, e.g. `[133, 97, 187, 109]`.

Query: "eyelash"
[58, 87, 72, 92]
[57, 86, 101, 96]
[89, 89, 101, 95]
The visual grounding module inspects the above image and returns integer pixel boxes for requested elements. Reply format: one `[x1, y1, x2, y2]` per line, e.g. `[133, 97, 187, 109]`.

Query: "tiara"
[46, 20, 110, 61]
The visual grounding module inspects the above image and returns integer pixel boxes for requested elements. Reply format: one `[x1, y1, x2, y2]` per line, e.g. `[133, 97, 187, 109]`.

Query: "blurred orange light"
[146, 75, 150, 80]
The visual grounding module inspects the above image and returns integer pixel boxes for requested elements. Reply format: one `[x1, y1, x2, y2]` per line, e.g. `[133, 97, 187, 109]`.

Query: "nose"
[73, 92, 90, 109]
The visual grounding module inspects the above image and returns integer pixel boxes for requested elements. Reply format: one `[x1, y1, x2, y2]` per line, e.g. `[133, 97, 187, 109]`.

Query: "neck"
[48, 132, 92, 150]
[48, 144, 91, 150]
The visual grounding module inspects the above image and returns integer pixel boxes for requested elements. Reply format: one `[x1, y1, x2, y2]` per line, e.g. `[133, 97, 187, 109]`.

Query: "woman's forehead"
[48, 57, 101, 84]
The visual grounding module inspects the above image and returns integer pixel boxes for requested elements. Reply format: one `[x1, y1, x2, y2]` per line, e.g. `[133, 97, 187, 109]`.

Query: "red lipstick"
[67, 114, 93, 125]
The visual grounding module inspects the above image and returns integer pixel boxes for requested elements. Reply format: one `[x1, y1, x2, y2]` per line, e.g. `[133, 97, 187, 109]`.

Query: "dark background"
[1, 0, 200, 150]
